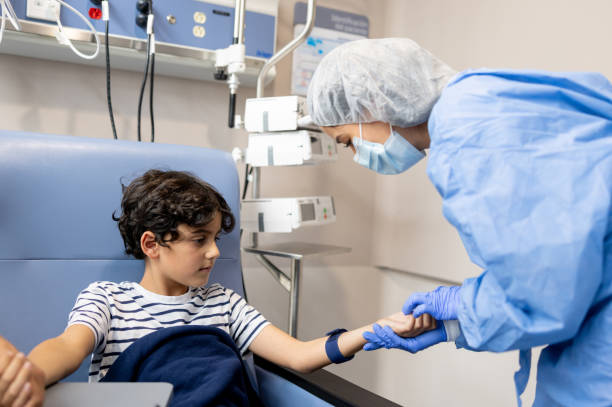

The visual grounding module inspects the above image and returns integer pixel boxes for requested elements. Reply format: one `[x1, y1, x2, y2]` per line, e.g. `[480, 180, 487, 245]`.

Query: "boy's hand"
[375, 312, 436, 338]
[0, 352, 45, 407]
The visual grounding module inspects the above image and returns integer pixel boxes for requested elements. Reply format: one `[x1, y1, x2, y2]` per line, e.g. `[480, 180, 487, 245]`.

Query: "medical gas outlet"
[241, 197, 336, 233]
[4, 0, 279, 85]
[26, 0, 60, 22]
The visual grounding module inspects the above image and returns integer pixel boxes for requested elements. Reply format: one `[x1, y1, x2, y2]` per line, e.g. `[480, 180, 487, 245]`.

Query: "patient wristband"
[325, 329, 354, 364]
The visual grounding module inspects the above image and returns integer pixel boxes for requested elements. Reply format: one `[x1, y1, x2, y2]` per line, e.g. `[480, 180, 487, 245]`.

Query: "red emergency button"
[89, 7, 102, 20]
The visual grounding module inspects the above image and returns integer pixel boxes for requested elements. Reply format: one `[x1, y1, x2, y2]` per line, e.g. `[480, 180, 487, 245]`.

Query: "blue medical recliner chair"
[0, 131, 398, 407]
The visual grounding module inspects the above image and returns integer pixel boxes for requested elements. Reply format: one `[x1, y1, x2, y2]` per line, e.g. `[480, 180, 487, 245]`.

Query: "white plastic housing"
[244, 96, 317, 133]
[241, 196, 336, 233]
[245, 130, 337, 167]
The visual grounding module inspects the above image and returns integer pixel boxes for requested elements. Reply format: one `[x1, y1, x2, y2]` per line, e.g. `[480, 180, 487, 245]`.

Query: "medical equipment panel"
[241, 196, 336, 233]
[2, 0, 278, 83]
[245, 130, 337, 167]
[244, 95, 317, 132]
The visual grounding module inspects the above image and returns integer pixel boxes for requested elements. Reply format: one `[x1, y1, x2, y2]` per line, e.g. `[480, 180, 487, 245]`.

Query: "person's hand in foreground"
[0, 337, 45, 407]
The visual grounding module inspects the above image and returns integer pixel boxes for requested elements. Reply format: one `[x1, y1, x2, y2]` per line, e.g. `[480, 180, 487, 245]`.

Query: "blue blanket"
[101, 325, 263, 407]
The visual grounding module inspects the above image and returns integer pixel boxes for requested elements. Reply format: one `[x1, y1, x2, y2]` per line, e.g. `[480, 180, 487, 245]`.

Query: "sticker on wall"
[291, 3, 369, 96]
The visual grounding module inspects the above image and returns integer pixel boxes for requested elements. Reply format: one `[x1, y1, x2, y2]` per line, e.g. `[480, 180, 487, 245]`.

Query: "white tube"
[101, 0, 109, 21]
[146, 13, 154, 34]
[149, 33, 155, 55]
[0, 0, 7, 47]
[54, 0, 100, 60]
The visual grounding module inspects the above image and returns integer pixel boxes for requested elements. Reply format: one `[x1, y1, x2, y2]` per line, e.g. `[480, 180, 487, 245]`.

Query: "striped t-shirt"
[68, 281, 269, 382]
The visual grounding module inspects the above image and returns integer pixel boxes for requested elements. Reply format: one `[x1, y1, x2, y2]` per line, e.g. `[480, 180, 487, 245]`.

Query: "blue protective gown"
[427, 69, 612, 406]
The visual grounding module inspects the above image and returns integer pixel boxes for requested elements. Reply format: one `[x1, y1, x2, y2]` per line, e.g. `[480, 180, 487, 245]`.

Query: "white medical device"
[244, 95, 317, 133]
[245, 130, 337, 167]
[241, 196, 336, 233]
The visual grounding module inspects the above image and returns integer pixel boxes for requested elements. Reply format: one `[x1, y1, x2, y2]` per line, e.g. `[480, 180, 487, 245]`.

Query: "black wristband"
[325, 328, 354, 364]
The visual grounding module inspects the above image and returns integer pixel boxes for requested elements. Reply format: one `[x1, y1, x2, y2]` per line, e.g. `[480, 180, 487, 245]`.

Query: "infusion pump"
[244, 95, 317, 133]
[241, 196, 336, 233]
[245, 130, 337, 166]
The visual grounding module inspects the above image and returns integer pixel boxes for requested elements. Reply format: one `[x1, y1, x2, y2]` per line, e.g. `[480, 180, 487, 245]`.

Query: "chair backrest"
[0, 131, 243, 381]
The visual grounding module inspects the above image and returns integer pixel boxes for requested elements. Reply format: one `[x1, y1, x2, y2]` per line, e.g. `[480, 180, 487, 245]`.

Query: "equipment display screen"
[310, 136, 323, 155]
[300, 203, 316, 221]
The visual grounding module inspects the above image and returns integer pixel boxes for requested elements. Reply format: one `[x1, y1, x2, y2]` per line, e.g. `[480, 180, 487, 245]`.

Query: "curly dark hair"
[112, 169, 235, 259]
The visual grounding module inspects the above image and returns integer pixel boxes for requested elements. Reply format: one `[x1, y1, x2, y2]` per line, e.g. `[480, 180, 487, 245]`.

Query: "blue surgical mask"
[353, 123, 425, 174]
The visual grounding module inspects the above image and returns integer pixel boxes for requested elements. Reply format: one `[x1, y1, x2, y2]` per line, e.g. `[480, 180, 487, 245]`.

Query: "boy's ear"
[140, 231, 160, 259]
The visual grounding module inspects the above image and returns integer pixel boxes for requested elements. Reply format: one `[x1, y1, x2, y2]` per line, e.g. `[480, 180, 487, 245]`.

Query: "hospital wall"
[1, 0, 608, 406]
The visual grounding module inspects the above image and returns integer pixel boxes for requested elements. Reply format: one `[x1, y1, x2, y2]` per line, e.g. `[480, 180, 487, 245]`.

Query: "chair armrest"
[44, 383, 173, 407]
[254, 355, 401, 407]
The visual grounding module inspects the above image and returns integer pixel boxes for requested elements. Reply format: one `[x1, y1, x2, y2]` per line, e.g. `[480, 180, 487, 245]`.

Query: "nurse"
[307, 38, 612, 406]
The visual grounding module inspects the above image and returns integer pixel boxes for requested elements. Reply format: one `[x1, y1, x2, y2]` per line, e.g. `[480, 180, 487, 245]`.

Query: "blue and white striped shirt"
[68, 281, 269, 382]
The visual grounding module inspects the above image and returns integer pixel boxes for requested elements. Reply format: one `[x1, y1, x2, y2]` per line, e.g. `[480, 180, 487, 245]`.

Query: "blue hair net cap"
[306, 38, 457, 127]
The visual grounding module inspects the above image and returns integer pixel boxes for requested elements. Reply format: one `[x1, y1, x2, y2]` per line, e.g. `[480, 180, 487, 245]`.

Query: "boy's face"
[155, 212, 222, 289]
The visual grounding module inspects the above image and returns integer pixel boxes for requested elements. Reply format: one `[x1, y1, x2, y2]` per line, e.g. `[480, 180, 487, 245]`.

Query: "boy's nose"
[205, 242, 220, 259]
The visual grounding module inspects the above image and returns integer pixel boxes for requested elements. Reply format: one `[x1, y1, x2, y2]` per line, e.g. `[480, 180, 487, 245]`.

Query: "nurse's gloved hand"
[402, 286, 461, 320]
[363, 322, 447, 353]
[362, 313, 435, 351]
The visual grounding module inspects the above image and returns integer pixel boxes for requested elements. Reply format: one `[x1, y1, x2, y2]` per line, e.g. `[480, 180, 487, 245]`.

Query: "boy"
[2, 170, 434, 403]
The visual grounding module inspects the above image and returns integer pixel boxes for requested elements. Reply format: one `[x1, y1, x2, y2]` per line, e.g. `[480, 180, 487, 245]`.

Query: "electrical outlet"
[26, 0, 61, 22]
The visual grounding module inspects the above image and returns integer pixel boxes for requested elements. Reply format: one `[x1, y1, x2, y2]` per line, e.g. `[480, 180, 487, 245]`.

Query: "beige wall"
[383, 0, 612, 75]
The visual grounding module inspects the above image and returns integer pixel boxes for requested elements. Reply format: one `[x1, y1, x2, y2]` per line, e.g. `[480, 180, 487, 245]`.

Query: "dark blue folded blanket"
[101, 325, 263, 407]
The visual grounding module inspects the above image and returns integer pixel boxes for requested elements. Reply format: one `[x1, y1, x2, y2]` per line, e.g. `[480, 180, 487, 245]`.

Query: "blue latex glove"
[402, 286, 461, 320]
[362, 322, 447, 353]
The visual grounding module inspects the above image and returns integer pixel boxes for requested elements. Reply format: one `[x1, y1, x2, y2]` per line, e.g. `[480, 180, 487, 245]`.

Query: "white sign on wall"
[291, 3, 369, 96]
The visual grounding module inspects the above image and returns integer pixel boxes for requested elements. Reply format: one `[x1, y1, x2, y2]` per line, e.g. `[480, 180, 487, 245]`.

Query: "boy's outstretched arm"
[249, 312, 434, 373]
[27, 325, 95, 386]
